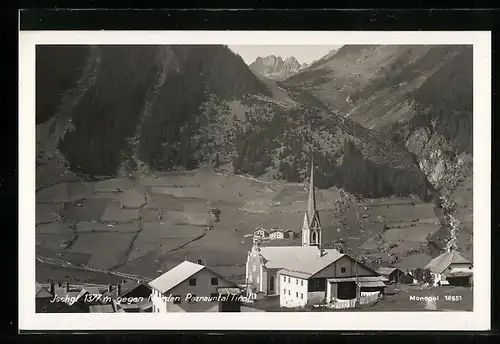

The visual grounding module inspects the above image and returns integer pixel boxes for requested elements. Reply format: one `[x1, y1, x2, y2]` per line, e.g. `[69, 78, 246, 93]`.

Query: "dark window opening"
[211, 277, 218, 286]
[341, 267, 346, 273]
[189, 278, 197, 286]
[269, 276, 275, 291]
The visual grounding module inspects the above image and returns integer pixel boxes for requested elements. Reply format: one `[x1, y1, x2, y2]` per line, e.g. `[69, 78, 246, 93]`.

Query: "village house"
[425, 249, 473, 287]
[376, 267, 413, 284]
[269, 228, 284, 240]
[283, 229, 297, 239]
[253, 227, 269, 239]
[149, 260, 249, 313]
[245, 160, 386, 309]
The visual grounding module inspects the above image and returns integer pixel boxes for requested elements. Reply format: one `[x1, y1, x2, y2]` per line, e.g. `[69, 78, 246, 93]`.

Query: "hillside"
[281, 45, 473, 258]
[249, 55, 302, 81]
[36, 45, 431, 202]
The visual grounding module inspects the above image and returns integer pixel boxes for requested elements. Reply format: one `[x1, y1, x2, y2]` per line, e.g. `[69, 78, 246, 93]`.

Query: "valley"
[34, 44, 473, 287]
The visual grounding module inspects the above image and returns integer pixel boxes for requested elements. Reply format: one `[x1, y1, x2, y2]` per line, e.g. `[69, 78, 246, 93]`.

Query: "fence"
[328, 298, 357, 310]
[359, 291, 380, 305]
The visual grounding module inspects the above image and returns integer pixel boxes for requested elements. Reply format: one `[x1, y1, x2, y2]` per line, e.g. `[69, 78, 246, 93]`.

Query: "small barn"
[376, 267, 413, 284]
[425, 249, 473, 287]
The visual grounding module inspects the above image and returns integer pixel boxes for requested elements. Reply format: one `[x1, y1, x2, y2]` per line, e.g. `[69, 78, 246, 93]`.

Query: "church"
[245, 160, 386, 306]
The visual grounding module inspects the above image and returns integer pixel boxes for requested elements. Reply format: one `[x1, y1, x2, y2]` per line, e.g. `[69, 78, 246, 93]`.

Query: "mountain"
[249, 55, 302, 81]
[280, 45, 473, 257]
[36, 45, 431, 203]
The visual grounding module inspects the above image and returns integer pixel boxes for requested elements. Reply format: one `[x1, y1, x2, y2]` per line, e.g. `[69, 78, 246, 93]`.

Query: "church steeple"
[302, 158, 322, 247]
[307, 157, 317, 225]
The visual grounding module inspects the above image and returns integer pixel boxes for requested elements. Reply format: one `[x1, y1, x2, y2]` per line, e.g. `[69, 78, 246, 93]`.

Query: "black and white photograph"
[19, 31, 491, 331]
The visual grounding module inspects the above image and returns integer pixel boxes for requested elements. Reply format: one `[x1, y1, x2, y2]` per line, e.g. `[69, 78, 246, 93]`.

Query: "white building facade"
[279, 272, 309, 308]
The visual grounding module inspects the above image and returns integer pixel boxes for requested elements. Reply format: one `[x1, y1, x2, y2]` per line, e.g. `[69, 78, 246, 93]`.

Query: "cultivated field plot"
[126, 237, 193, 262]
[36, 223, 70, 235]
[75, 221, 141, 233]
[67, 232, 136, 270]
[165, 231, 252, 267]
[36, 183, 71, 203]
[144, 192, 184, 211]
[60, 199, 111, 222]
[141, 173, 199, 187]
[142, 222, 205, 239]
[94, 178, 134, 193]
[36, 203, 64, 224]
[367, 203, 437, 223]
[151, 186, 206, 199]
[36, 261, 124, 284]
[116, 189, 146, 208]
[159, 210, 212, 226]
[36, 233, 74, 251]
[100, 203, 141, 222]
[395, 253, 433, 269]
[382, 223, 440, 243]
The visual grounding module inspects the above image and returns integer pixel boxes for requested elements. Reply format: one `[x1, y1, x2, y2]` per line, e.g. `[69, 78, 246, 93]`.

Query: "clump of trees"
[413, 267, 433, 285]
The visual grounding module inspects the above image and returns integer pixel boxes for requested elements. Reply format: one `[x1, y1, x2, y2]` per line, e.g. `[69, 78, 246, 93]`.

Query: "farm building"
[277, 251, 387, 309]
[376, 267, 413, 284]
[425, 249, 473, 286]
[283, 229, 298, 239]
[149, 260, 245, 312]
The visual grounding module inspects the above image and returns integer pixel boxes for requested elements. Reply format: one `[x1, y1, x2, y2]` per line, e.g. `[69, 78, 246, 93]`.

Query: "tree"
[413, 268, 433, 285]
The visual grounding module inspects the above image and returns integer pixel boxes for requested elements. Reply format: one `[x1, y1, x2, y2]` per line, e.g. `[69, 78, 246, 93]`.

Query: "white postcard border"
[19, 30, 491, 331]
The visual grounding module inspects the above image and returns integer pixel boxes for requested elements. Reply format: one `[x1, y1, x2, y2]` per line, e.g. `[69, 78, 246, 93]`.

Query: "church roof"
[259, 246, 344, 276]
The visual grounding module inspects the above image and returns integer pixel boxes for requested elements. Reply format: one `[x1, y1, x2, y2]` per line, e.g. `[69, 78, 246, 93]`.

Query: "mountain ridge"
[249, 55, 303, 81]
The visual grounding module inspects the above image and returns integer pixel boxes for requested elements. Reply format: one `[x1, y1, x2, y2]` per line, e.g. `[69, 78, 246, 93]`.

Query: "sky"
[228, 45, 343, 65]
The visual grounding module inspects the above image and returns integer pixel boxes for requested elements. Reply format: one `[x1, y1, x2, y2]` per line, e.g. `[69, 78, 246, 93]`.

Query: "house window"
[284, 276, 286, 282]
[288, 290, 290, 295]
[296, 279, 298, 285]
[288, 277, 291, 283]
[301, 280, 303, 286]
[189, 278, 197, 286]
[296, 292, 298, 298]
[269, 276, 275, 291]
[211, 277, 218, 286]
[301, 293, 303, 299]
[341, 267, 346, 273]
[284, 288, 286, 295]
[173, 295, 181, 304]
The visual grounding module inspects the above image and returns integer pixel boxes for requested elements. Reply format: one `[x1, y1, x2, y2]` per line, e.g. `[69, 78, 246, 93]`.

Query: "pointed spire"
[307, 157, 316, 224]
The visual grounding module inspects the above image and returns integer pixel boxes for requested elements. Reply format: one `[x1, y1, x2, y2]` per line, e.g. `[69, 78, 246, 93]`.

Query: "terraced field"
[36, 166, 443, 284]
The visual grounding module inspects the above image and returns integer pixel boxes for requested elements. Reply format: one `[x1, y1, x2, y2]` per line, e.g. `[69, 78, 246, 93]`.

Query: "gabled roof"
[261, 246, 344, 276]
[425, 250, 471, 274]
[376, 267, 400, 275]
[149, 261, 236, 294]
[149, 261, 205, 293]
[35, 283, 53, 299]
